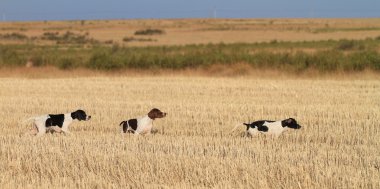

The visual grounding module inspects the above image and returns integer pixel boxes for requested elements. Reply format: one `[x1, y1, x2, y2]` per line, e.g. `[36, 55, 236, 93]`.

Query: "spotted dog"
[232, 118, 302, 137]
[120, 108, 166, 135]
[24, 110, 91, 137]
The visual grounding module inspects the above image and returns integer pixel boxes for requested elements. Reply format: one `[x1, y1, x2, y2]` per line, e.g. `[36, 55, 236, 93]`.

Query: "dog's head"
[282, 118, 301, 129]
[71, 110, 91, 121]
[148, 108, 167, 120]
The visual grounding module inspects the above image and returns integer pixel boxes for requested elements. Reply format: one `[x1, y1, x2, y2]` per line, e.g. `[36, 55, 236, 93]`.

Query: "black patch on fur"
[120, 119, 138, 133]
[258, 126, 269, 132]
[244, 120, 274, 131]
[45, 114, 64, 128]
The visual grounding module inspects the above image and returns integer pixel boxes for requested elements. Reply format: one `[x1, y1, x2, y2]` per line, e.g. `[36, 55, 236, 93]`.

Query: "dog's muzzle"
[86, 116, 92, 121]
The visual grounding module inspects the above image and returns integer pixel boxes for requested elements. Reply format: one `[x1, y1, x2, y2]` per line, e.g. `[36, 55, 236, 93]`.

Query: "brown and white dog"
[119, 108, 167, 135]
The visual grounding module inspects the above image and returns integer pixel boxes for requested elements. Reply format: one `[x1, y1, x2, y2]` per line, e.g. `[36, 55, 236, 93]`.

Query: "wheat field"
[0, 76, 378, 188]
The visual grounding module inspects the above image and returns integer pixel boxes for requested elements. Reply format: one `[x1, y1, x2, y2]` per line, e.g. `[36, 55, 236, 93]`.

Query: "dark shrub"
[42, 31, 97, 44]
[336, 40, 356, 50]
[30, 55, 44, 67]
[0, 32, 28, 40]
[58, 58, 75, 70]
[134, 29, 165, 35]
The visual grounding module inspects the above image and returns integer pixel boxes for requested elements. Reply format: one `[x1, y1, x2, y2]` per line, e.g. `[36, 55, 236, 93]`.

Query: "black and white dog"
[24, 110, 91, 137]
[232, 118, 301, 137]
[120, 108, 166, 135]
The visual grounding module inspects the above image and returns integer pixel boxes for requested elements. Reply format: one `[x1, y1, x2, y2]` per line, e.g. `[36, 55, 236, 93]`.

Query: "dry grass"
[1, 18, 379, 188]
[0, 76, 379, 188]
[1, 18, 380, 46]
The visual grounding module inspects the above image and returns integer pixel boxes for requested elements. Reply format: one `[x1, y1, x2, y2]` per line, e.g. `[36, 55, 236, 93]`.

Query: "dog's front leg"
[44, 126, 57, 134]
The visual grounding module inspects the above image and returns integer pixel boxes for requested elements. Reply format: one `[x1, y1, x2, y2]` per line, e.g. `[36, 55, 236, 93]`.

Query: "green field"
[1, 37, 380, 72]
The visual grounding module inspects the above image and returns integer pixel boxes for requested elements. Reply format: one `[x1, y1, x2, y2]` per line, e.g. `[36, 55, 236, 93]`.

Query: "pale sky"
[1, 0, 379, 21]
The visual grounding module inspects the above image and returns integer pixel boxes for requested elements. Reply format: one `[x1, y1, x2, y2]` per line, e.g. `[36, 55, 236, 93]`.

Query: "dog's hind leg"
[24, 123, 38, 136]
[36, 127, 46, 137]
[24, 128, 38, 136]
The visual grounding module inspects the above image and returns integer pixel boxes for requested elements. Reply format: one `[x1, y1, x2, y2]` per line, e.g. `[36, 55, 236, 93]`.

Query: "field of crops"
[1, 18, 380, 73]
[0, 76, 379, 188]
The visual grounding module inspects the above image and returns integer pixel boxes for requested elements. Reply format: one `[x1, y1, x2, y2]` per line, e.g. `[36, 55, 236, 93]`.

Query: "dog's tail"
[230, 123, 248, 134]
[119, 121, 126, 126]
[20, 117, 36, 126]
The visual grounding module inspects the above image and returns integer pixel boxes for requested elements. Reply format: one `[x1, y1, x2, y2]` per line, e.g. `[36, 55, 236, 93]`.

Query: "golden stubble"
[0, 76, 379, 188]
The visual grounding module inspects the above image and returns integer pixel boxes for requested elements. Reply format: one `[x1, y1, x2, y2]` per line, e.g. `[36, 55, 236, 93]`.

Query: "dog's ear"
[148, 108, 159, 120]
[286, 118, 295, 124]
[286, 118, 301, 129]
[72, 110, 86, 121]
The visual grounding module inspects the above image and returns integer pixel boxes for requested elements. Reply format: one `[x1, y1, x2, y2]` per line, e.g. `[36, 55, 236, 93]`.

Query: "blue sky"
[1, 0, 379, 21]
